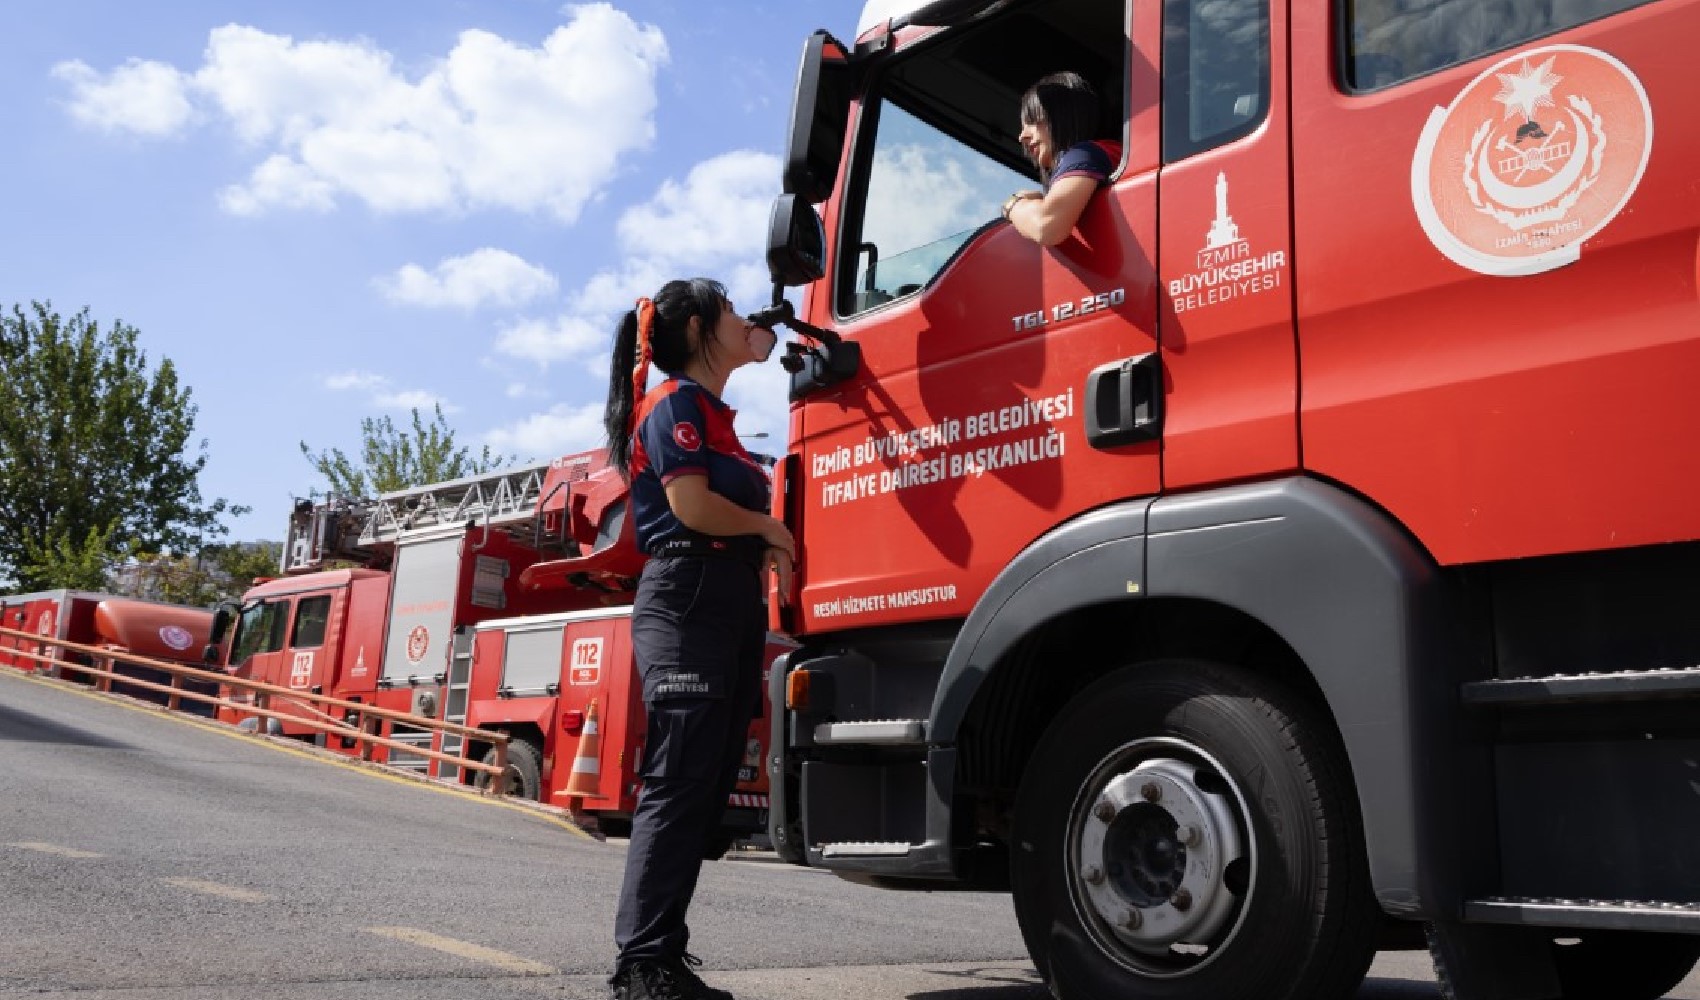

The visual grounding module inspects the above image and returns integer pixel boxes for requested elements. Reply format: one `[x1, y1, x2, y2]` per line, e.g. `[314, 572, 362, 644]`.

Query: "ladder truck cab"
[213, 451, 781, 844]
[758, 0, 1700, 997]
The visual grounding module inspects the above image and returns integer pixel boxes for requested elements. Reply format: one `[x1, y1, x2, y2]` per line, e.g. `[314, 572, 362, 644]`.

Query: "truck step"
[820, 841, 913, 858]
[1466, 897, 1700, 934]
[812, 719, 927, 745]
[1461, 666, 1700, 707]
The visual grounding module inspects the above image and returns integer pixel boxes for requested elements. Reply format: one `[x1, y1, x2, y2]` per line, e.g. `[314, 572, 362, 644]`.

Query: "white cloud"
[53, 58, 195, 136]
[379, 248, 558, 310]
[484, 402, 606, 458]
[488, 149, 790, 449]
[496, 150, 779, 364]
[375, 389, 458, 414]
[58, 5, 669, 220]
[322, 371, 454, 412]
[323, 371, 388, 392]
[614, 152, 782, 276]
[862, 144, 997, 261]
[494, 314, 607, 365]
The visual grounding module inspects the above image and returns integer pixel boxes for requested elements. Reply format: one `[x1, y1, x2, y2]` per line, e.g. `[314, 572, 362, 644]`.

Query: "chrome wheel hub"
[1068, 740, 1253, 973]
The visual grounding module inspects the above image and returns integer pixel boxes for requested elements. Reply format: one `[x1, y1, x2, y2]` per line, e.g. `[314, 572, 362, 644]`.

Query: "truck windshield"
[847, 101, 1030, 313]
[835, 0, 1126, 317]
[231, 600, 288, 665]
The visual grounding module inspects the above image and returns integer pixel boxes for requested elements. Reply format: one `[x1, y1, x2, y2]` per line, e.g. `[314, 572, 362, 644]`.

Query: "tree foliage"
[111, 540, 283, 607]
[300, 403, 514, 498]
[0, 303, 241, 590]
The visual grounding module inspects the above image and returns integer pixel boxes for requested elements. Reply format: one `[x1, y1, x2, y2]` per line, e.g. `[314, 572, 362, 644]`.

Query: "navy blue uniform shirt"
[628, 377, 770, 554]
[1047, 139, 1122, 189]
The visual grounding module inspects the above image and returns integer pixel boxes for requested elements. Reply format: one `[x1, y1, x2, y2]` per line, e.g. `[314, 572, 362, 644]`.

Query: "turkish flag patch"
[673, 422, 702, 451]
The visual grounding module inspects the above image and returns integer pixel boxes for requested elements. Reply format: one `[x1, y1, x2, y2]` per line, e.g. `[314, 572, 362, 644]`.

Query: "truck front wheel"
[1011, 660, 1376, 1000]
[476, 738, 542, 801]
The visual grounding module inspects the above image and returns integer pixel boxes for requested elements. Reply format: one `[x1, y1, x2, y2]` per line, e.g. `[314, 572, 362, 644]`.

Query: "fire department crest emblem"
[406, 625, 430, 664]
[1411, 44, 1652, 277]
[158, 625, 194, 651]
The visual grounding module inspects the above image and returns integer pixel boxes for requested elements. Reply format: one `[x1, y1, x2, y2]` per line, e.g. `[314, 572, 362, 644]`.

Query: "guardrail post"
[167, 672, 183, 712]
[252, 691, 270, 734]
[360, 714, 380, 761]
[489, 741, 509, 798]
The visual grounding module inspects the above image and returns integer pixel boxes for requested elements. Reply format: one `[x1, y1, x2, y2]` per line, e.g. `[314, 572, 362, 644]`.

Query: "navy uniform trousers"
[613, 553, 765, 968]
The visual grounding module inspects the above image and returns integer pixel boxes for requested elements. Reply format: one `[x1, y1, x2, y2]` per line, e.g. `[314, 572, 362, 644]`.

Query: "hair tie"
[628, 297, 656, 433]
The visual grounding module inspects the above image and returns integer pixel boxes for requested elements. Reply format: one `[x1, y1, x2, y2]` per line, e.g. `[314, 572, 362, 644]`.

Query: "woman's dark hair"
[604, 277, 729, 477]
[1019, 71, 1100, 179]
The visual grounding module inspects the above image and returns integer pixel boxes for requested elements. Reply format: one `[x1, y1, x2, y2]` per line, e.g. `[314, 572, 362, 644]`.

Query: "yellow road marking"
[363, 926, 556, 975]
[0, 668, 590, 840]
[159, 877, 270, 902]
[6, 841, 103, 858]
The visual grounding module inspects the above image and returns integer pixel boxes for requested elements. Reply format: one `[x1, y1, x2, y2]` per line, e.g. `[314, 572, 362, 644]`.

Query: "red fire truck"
[0, 590, 216, 713]
[755, 1, 1700, 998]
[214, 451, 779, 846]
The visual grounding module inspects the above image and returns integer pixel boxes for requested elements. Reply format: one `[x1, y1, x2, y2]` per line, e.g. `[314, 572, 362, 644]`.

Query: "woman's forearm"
[665, 476, 771, 538]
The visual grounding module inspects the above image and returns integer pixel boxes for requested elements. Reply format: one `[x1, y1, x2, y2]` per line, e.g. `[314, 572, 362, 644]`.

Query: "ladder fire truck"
[752, 0, 1700, 998]
[214, 450, 780, 845]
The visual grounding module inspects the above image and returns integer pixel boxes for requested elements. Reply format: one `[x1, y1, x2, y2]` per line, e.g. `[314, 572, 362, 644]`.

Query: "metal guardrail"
[0, 625, 509, 795]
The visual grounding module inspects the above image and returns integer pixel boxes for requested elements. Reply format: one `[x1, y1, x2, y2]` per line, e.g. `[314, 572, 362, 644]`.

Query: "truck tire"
[1010, 659, 1377, 1000]
[1550, 931, 1700, 1000]
[475, 738, 542, 801]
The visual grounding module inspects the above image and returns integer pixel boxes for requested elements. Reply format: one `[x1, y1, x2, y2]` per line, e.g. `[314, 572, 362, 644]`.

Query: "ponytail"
[603, 278, 731, 480]
[603, 310, 640, 479]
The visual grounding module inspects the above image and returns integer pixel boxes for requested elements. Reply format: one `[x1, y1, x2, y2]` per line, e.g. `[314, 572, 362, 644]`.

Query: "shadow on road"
[903, 966, 1441, 1000]
[907, 965, 1048, 1000]
[0, 703, 133, 749]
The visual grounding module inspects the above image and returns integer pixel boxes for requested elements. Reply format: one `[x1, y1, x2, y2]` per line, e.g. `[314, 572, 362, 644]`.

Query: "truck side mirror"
[204, 603, 235, 664]
[782, 31, 855, 205]
[766, 194, 827, 287]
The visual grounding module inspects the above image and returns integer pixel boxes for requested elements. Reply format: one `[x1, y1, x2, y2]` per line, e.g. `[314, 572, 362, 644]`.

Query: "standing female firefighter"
[602, 277, 794, 1000]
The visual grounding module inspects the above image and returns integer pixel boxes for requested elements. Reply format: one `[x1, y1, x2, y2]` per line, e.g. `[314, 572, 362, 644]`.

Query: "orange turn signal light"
[786, 670, 812, 711]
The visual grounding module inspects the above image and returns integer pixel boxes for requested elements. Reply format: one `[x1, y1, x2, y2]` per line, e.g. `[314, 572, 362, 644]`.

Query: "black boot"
[612, 958, 735, 1000]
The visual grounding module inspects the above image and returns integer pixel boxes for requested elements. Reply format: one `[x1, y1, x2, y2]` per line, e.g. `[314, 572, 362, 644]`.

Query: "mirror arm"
[748, 287, 843, 348]
[748, 287, 861, 391]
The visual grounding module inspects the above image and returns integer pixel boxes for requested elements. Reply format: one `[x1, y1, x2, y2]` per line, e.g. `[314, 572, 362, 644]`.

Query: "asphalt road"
[3, 668, 1699, 1000]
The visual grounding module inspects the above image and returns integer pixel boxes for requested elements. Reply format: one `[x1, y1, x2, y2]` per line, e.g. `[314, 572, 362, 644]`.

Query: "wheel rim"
[477, 761, 525, 797]
[1065, 737, 1257, 978]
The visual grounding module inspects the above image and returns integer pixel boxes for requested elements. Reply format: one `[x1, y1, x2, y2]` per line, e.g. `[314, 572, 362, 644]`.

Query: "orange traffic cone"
[564, 698, 602, 798]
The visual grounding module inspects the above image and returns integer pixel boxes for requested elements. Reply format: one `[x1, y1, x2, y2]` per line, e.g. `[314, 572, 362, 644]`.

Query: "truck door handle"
[1084, 352, 1163, 448]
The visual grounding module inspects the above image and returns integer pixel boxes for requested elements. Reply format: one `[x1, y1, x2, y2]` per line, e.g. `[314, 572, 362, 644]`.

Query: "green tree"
[0, 303, 242, 591]
[300, 403, 515, 497]
[113, 541, 283, 607]
[20, 524, 121, 591]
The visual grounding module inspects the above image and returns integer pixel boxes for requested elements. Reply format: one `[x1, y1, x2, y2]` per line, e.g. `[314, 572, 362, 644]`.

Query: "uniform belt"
[652, 537, 765, 567]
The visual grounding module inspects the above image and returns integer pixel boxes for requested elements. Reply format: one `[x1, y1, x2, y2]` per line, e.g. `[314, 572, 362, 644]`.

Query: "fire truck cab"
[760, 0, 1700, 997]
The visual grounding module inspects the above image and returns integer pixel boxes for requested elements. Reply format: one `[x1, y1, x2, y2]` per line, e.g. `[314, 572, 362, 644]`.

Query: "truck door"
[379, 526, 467, 767]
[379, 527, 465, 691]
[1291, 0, 1700, 565]
[280, 593, 334, 699]
[796, 1, 1161, 630]
[229, 597, 290, 702]
[1156, 0, 1298, 488]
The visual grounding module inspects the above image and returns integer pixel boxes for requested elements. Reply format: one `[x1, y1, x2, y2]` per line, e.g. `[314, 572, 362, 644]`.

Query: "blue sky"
[0, 1, 852, 543]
